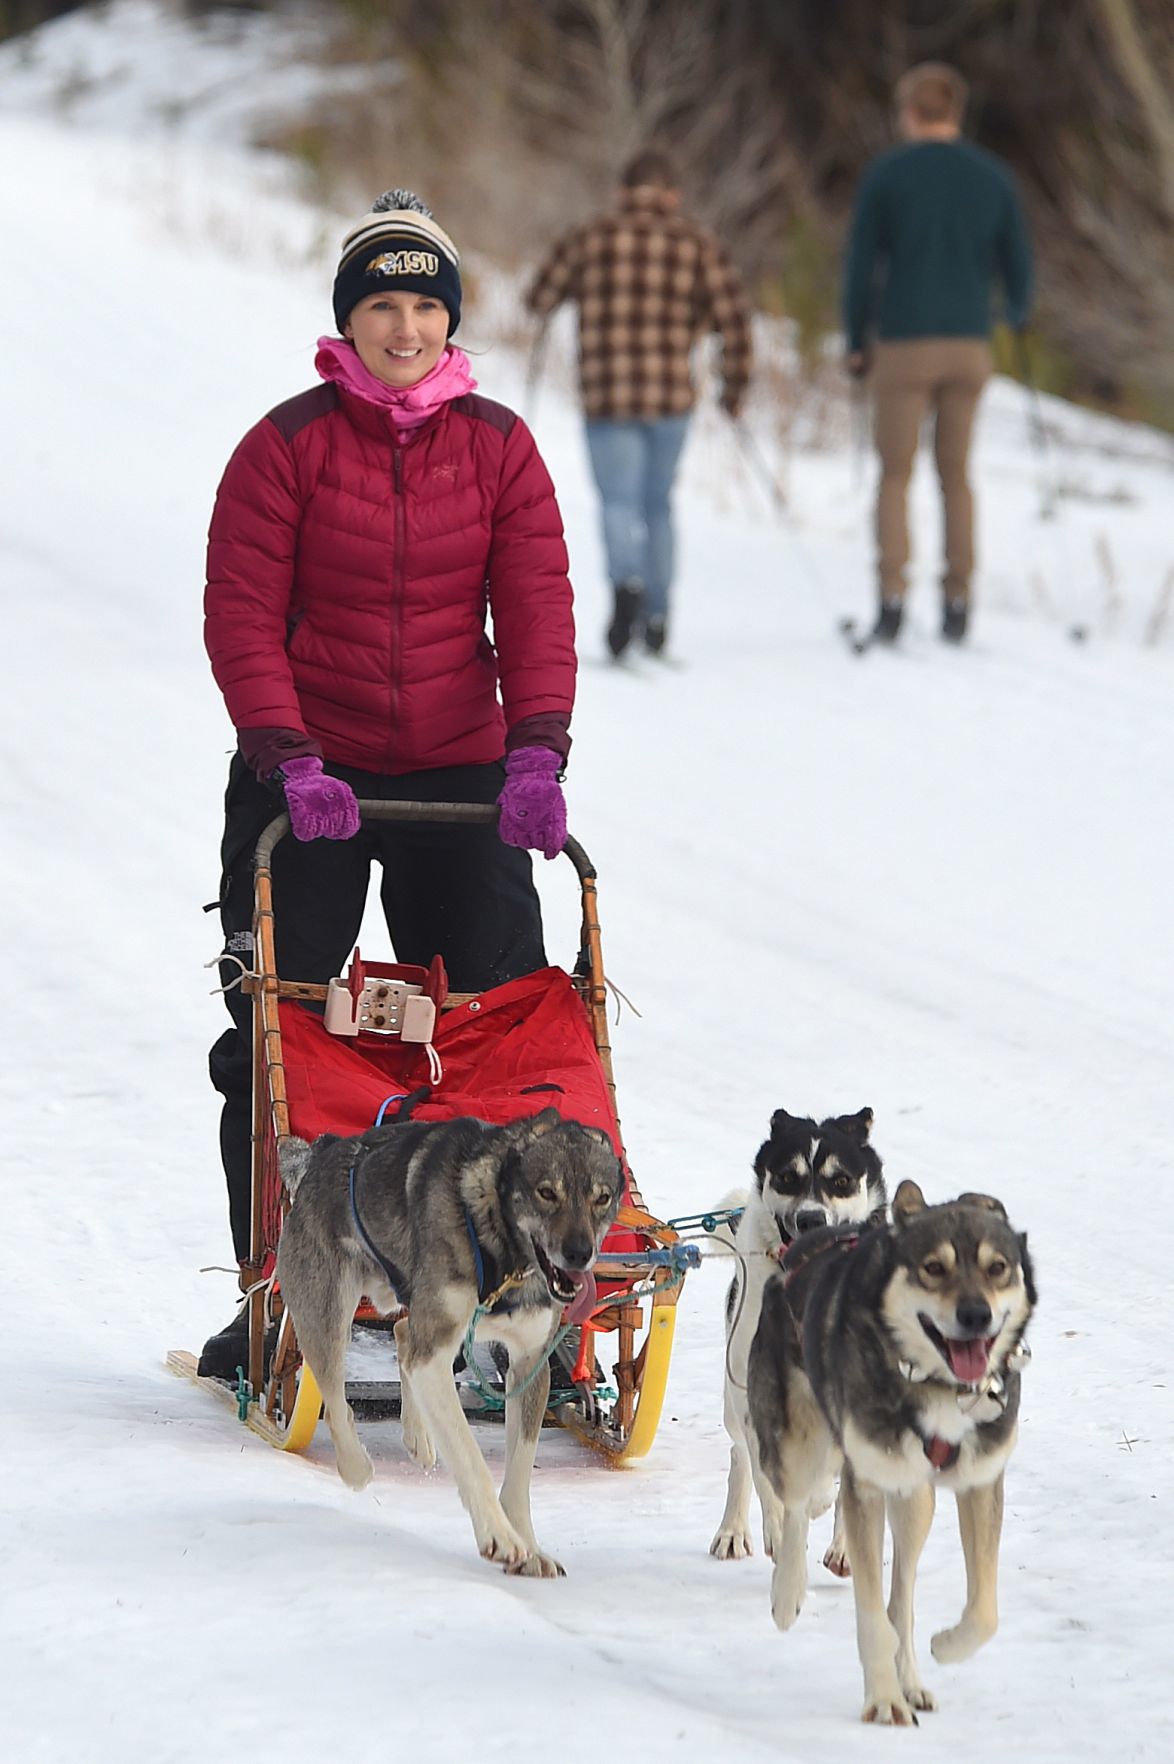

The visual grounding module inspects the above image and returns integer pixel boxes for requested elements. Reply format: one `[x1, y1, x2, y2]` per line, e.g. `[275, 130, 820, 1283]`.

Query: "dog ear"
[769, 1108, 797, 1137]
[581, 1124, 614, 1148]
[507, 1105, 562, 1145]
[891, 1179, 927, 1224]
[1018, 1233, 1038, 1307]
[956, 1191, 1008, 1220]
[835, 1107, 874, 1143]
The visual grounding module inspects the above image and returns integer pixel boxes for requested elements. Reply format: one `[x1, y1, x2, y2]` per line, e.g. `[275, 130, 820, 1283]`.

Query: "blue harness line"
[347, 1148, 411, 1299]
[464, 1206, 490, 1302]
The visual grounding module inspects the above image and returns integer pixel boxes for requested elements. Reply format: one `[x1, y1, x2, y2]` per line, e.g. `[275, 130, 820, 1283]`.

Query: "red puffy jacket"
[204, 385, 576, 775]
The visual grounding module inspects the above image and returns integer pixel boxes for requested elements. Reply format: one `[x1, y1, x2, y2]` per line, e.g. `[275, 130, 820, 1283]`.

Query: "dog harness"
[347, 1146, 413, 1303]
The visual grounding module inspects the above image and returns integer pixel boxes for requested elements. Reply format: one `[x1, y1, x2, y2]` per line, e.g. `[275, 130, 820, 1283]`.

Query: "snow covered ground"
[2, 9, 1173, 1761]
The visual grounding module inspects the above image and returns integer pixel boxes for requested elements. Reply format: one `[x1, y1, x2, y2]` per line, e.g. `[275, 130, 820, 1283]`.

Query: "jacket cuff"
[505, 713, 572, 764]
[238, 727, 323, 780]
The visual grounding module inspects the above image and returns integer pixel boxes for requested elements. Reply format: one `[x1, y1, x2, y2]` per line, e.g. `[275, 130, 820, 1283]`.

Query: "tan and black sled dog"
[276, 1108, 623, 1577]
[745, 1180, 1036, 1725]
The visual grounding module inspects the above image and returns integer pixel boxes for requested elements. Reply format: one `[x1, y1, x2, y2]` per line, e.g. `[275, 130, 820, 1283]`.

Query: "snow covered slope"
[2, 15, 1173, 1761]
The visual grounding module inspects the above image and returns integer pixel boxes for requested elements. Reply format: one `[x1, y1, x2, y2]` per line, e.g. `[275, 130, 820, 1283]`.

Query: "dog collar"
[463, 1205, 534, 1312]
[900, 1337, 1031, 1410]
[777, 1228, 859, 1282]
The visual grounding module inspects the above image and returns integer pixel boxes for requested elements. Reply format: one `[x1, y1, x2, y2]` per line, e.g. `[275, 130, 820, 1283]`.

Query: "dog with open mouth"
[746, 1180, 1036, 1725]
[710, 1107, 887, 1564]
[275, 1107, 623, 1576]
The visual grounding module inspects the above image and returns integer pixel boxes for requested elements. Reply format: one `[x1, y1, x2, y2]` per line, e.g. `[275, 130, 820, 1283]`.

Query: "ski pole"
[1015, 330, 1090, 635]
[1014, 329, 1059, 520]
[850, 379, 870, 494]
[523, 320, 549, 426]
[732, 419, 789, 514]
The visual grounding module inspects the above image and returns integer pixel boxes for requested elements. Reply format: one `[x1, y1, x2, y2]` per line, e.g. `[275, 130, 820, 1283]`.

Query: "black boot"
[644, 615, 667, 656]
[197, 1303, 275, 1385]
[942, 598, 969, 643]
[872, 599, 904, 644]
[606, 579, 644, 658]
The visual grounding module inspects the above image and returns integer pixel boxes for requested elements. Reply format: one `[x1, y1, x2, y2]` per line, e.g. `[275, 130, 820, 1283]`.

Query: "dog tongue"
[563, 1269, 598, 1325]
[948, 1337, 991, 1383]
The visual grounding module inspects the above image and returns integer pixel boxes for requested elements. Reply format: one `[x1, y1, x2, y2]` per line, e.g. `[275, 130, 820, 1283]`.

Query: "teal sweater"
[843, 140, 1033, 352]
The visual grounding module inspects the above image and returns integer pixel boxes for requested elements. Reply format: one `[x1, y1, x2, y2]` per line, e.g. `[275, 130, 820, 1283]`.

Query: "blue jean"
[584, 416, 690, 621]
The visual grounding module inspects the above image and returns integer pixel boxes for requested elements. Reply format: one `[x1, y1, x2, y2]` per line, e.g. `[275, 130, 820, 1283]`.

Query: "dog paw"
[336, 1449, 374, 1491]
[862, 1696, 918, 1727]
[770, 1573, 806, 1632]
[477, 1521, 530, 1569]
[931, 1616, 995, 1664]
[822, 1540, 851, 1578]
[901, 1682, 937, 1713]
[507, 1550, 566, 1579]
[710, 1526, 752, 1561]
[770, 1593, 803, 1631]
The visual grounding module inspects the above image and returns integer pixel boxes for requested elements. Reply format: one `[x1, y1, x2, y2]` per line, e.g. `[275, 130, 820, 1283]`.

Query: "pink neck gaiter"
[315, 337, 477, 436]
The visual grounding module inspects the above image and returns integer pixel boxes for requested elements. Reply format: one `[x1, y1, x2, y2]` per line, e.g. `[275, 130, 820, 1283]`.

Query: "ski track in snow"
[2, 22, 1174, 1761]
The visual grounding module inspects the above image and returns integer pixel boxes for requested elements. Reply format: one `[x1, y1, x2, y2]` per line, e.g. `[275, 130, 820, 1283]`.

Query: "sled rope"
[604, 974, 642, 1024]
[460, 1314, 574, 1411]
[461, 1256, 692, 1413]
[667, 1206, 745, 1236]
[205, 952, 252, 995]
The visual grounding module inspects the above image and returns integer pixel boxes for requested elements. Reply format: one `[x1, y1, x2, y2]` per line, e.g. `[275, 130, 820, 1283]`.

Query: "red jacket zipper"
[390, 441, 405, 768]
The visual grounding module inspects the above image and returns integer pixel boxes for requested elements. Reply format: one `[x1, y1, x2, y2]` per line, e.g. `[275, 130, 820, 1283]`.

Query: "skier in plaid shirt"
[527, 149, 752, 660]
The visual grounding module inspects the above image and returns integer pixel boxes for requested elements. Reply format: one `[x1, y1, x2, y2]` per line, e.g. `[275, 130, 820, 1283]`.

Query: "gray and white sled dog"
[746, 1180, 1036, 1725]
[710, 1107, 886, 1564]
[276, 1107, 623, 1577]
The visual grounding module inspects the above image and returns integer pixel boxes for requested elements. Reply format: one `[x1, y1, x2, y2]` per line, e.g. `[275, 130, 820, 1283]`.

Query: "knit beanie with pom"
[332, 190, 462, 335]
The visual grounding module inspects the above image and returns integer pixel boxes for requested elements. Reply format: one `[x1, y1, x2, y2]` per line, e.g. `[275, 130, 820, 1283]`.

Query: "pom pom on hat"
[371, 189, 432, 216]
[332, 189, 462, 335]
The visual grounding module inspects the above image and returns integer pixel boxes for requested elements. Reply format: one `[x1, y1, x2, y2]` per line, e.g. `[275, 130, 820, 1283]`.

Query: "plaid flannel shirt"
[526, 187, 752, 420]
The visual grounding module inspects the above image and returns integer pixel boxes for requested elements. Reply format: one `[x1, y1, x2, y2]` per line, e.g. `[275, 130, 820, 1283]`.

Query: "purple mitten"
[497, 746, 567, 861]
[279, 756, 361, 842]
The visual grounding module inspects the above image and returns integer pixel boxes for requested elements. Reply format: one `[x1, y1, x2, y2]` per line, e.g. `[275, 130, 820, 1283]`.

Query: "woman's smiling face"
[344, 290, 449, 387]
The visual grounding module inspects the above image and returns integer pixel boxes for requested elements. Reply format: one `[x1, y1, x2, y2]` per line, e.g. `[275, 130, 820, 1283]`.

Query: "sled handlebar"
[253, 801, 595, 882]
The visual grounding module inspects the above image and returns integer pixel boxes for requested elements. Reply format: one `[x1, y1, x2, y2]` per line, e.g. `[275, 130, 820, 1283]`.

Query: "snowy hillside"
[3, 10, 1173, 1762]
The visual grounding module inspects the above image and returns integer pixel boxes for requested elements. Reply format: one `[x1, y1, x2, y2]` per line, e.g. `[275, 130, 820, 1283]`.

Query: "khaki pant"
[872, 338, 992, 603]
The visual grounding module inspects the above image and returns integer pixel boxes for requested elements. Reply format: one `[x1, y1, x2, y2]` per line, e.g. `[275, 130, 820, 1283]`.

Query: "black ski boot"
[942, 598, 969, 643]
[644, 615, 667, 656]
[872, 599, 904, 645]
[606, 579, 644, 658]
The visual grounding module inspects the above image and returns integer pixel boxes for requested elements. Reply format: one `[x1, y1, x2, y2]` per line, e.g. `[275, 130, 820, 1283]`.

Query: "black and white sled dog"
[276, 1107, 623, 1577]
[746, 1180, 1036, 1725]
[711, 1107, 887, 1563]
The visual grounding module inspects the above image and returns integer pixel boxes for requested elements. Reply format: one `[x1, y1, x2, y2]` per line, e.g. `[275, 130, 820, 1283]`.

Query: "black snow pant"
[208, 753, 547, 1260]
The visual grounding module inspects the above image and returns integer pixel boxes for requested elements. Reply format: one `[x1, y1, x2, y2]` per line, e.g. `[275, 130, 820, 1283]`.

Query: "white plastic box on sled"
[323, 974, 437, 1043]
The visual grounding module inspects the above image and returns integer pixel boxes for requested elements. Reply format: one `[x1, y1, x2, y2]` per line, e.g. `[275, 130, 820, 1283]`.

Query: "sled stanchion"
[578, 867, 628, 1174]
[615, 1305, 642, 1437]
[248, 824, 294, 1396]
